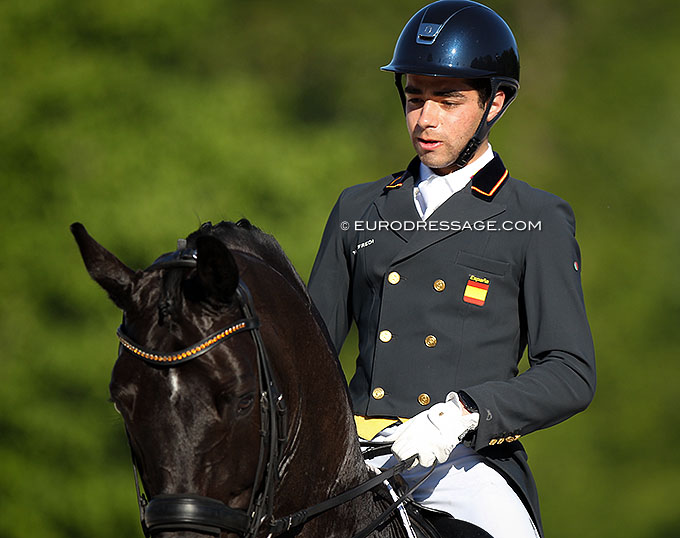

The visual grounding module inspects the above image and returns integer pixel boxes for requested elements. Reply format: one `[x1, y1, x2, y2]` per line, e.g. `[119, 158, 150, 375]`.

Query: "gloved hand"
[385, 393, 479, 468]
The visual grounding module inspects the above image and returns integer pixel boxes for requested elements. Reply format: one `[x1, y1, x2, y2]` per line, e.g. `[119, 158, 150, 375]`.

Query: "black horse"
[71, 220, 491, 538]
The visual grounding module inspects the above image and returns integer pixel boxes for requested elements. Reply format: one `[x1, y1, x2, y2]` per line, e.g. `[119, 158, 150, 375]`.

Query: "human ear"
[486, 90, 507, 123]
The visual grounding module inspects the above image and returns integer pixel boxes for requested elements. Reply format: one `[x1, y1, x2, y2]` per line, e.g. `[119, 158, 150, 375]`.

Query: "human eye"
[441, 100, 460, 108]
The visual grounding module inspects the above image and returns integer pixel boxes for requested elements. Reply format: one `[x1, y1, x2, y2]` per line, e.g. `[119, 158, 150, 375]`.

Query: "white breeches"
[366, 425, 540, 538]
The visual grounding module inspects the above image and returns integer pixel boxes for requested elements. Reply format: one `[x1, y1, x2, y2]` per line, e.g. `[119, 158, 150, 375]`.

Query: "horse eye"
[237, 394, 254, 413]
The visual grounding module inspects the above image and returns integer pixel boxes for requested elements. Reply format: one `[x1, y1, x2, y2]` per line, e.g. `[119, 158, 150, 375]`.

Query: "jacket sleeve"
[461, 198, 596, 450]
[308, 195, 353, 355]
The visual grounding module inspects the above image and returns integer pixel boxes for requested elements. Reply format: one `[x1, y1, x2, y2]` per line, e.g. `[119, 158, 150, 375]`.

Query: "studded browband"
[116, 318, 260, 365]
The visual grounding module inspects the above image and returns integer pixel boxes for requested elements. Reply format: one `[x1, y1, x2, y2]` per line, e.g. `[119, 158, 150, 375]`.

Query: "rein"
[118, 245, 420, 537]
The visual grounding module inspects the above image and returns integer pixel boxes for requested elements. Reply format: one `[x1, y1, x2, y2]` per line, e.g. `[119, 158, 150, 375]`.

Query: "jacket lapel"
[373, 159, 421, 242]
[390, 189, 506, 263]
[389, 153, 510, 263]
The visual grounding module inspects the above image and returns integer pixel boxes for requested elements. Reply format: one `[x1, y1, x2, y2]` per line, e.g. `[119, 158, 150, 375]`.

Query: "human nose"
[417, 100, 439, 128]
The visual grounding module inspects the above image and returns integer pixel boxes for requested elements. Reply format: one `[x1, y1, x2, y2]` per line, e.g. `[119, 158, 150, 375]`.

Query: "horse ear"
[70, 222, 137, 310]
[196, 235, 239, 302]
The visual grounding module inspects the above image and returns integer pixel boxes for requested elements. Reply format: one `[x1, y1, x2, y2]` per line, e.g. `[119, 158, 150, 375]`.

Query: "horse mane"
[185, 219, 310, 303]
[160, 219, 345, 388]
[184, 219, 349, 399]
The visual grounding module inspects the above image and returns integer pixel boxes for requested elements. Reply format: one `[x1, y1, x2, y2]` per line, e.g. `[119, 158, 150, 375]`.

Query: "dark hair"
[467, 78, 492, 108]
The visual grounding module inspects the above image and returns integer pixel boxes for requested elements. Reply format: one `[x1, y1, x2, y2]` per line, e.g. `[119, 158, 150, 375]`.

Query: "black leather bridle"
[117, 245, 288, 537]
[116, 245, 429, 537]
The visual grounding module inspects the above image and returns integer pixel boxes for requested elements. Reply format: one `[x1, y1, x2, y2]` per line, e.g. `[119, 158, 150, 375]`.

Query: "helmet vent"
[416, 22, 443, 45]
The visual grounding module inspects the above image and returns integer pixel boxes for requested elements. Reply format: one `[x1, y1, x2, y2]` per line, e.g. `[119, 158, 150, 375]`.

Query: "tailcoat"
[308, 153, 596, 532]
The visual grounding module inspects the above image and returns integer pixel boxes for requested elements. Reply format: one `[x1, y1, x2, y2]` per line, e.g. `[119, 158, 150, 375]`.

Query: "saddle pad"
[354, 415, 407, 441]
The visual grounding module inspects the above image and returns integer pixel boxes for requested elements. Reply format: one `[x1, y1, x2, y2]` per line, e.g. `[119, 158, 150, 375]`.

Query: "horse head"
[72, 220, 398, 538]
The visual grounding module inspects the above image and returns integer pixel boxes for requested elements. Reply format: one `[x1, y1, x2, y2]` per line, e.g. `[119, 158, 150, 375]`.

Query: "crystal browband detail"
[116, 318, 258, 365]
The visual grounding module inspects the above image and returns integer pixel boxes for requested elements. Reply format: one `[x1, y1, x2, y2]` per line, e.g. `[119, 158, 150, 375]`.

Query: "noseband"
[117, 245, 288, 537]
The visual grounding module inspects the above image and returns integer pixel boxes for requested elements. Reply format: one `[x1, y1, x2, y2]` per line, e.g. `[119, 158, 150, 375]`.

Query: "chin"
[420, 156, 455, 172]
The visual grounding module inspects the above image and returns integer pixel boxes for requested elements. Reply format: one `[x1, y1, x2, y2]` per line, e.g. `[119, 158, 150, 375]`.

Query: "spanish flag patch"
[463, 275, 490, 306]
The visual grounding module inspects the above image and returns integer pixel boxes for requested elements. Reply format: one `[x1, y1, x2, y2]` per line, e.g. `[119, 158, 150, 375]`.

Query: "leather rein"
[116, 246, 425, 537]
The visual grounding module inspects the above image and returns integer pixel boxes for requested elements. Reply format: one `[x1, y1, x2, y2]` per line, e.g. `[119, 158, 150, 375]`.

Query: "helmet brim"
[380, 64, 498, 80]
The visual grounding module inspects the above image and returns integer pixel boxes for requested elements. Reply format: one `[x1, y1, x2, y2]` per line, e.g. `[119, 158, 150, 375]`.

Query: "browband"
[117, 317, 260, 365]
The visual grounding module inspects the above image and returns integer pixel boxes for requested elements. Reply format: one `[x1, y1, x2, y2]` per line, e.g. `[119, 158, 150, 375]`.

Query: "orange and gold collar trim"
[471, 169, 508, 197]
[470, 153, 509, 200]
[384, 174, 405, 189]
[384, 154, 509, 199]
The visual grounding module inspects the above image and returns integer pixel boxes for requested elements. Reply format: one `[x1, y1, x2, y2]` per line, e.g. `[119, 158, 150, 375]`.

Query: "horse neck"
[264, 306, 403, 537]
[236, 259, 402, 537]
[276, 413, 404, 538]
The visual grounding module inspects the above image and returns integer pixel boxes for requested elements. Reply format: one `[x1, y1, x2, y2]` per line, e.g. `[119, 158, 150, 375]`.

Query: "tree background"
[1, 0, 678, 536]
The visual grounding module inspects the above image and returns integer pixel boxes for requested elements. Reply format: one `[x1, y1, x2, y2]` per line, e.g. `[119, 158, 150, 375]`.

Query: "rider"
[308, 1, 596, 537]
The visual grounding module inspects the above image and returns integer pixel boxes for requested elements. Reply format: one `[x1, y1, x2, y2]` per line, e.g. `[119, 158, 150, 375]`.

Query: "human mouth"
[417, 138, 442, 151]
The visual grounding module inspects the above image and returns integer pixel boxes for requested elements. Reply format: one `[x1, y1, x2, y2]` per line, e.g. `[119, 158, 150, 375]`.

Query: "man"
[308, 2, 596, 537]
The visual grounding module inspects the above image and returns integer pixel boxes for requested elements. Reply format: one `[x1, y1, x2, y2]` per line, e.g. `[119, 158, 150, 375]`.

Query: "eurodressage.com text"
[341, 220, 542, 233]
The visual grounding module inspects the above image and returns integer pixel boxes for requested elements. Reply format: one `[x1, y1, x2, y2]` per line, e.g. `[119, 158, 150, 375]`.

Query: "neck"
[259, 273, 405, 537]
[466, 140, 491, 166]
[271, 325, 403, 535]
[433, 140, 490, 176]
[272, 397, 404, 537]
[424, 143, 493, 180]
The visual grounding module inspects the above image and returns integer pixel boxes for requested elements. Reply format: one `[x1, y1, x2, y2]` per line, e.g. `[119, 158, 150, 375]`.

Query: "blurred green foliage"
[1, 0, 679, 536]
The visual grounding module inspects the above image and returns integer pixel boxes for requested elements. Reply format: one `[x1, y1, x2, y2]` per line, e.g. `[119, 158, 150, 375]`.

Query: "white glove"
[385, 393, 480, 468]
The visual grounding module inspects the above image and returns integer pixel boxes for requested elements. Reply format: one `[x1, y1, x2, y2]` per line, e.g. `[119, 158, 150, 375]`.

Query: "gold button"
[372, 387, 385, 400]
[388, 271, 401, 285]
[424, 335, 437, 348]
[379, 330, 392, 343]
[417, 393, 431, 406]
[433, 279, 446, 292]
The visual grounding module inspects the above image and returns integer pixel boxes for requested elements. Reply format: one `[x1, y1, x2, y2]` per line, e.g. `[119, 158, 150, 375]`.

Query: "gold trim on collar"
[471, 169, 509, 197]
[385, 174, 405, 189]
